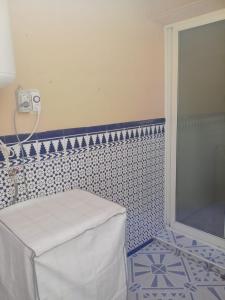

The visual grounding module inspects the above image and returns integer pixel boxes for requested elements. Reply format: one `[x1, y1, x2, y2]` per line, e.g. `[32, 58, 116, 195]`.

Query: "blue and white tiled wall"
[0, 118, 165, 252]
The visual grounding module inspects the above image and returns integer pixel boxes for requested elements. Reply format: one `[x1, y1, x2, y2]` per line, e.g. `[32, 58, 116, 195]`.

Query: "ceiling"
[147, 0, 225, 24]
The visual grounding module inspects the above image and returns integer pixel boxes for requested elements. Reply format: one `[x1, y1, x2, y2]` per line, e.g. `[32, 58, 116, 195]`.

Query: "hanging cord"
[12, 134, 28, 204]
[0, 109, 40, 161]
[0, 110, 40, 205]
[8, 167, 19, 205]
[13, 109, 40, 145]
[12, 109, 40, 203]
[0, 140, 14, 168]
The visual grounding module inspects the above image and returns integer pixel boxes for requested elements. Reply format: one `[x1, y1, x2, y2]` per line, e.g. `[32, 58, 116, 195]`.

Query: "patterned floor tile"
[200, 285, 225, 300]
[141, 288, 204, 300]
[128, 283, 143, 300]
[138, 240, 175, 254]
[180, 252, 223, 284]
[128, 240, 225, 300]
[129, 252, 189, 289]
[154, 228, 225, 272]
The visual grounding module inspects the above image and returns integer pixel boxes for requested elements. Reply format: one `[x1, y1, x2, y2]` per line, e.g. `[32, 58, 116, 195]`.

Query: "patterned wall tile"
[0, 119, 165, 252]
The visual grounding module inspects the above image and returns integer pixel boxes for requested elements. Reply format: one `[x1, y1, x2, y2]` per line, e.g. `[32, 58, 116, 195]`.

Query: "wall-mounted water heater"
[0, 0, 16, 88]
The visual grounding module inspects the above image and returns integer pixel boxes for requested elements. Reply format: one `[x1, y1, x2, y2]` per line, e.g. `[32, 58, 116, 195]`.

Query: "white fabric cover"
[0, 189, 127, 300]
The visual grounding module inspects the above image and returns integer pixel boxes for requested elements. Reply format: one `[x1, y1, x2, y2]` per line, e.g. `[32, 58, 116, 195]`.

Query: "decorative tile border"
[0, 118, 166, 252]
[155, 228, 225, 274]
[0, 118, 165, 167]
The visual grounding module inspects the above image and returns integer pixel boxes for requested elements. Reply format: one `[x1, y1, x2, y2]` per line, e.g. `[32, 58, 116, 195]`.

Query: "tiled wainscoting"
[0, 118, 165, 252]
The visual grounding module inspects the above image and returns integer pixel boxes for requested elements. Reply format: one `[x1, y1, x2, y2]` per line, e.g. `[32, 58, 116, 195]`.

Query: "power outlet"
[30, 90, 41, 112]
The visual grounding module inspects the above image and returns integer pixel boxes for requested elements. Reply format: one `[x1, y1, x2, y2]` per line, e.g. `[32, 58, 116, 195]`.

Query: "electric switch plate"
[16, 89, 32, 112]
[16, 89, 41, 113]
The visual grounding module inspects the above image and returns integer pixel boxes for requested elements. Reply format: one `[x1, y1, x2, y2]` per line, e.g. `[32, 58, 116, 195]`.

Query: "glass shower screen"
[176, 20, 225, 239]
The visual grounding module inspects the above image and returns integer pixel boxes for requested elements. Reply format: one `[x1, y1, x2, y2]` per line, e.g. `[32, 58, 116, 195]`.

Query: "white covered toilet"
[0, 189, 127, 300]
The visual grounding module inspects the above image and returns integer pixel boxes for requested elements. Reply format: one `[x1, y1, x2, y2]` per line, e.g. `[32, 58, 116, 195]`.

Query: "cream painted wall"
[0, 0, 165, 136]
[0, 0, 225, 136]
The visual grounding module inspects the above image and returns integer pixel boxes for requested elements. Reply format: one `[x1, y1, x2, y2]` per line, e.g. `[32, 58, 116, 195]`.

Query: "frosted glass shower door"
[176, 20, 225, 239]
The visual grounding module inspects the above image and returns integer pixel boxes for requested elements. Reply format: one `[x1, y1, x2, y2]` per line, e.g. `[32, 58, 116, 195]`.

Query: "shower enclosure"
[165, 10, 225, 248]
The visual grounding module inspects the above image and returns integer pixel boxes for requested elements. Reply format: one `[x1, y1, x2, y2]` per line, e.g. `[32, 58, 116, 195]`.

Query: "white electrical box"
[16, 89, 41, 113]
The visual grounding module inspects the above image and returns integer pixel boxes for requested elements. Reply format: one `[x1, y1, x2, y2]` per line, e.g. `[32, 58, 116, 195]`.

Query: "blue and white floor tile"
[128, 240, 225, 300]
[154, 229, 225, 272]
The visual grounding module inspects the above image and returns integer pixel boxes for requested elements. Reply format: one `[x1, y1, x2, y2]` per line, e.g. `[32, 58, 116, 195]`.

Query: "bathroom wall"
[0, 0, 168, 252]
[1, 0, 224, 136]
[0, 0, 165, 136]
[0, 0, 225, 252]
[0, 119, 165, 252]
